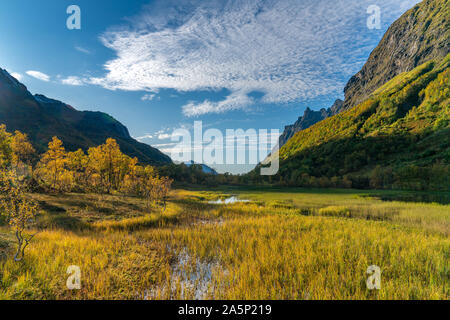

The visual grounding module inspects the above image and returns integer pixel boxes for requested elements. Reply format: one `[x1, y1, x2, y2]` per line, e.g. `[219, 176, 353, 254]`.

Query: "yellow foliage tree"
[36, 137, 72, 192]
[141, 167, 173, 212]
[11, 130, 35, 177]
[0, 170, 38, 262]
[88, 138, 130, 193]
[0, 124, 13, 169]
[121, 157, 143, 195]
[67, 149, 89, 189]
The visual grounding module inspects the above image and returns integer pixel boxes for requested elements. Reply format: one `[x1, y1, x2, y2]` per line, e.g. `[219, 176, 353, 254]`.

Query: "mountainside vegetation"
[248, 0, 450, 192]
[254, 54, 449, 190]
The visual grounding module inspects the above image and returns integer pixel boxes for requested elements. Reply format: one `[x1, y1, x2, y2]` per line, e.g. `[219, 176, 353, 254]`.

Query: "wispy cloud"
[158, 133, 172, 140]
[182, 91, 254, 117]
[134, 133, 154, 141]
[141, 93, 156, 101]
[89, 0, 419, 115]
[75, 46, 91, 54]
[10, 72, 22, 81]
[26, 70, 50, 82]
[61, 76, 84, 86]
[135, 126, 191, 142]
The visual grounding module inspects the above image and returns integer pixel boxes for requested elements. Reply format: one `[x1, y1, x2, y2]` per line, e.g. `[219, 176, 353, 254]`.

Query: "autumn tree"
[141, 168, 157, 210]
[67, 149, 89, 189]
[36, 137, 72, 192]
[0, 124, 13, 169]
[140, 167, 172, 212]
[101, 138, 122, 192]
[158, 176, 173, 211]
[11, 130, 36, 177]
[0, 171, 38, 262]
[87, 138, 132, 193]
[121, 157, 143, 195]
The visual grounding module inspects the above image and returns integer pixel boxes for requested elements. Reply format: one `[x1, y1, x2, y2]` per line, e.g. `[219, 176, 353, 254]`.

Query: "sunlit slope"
[275, 54, 449, 187]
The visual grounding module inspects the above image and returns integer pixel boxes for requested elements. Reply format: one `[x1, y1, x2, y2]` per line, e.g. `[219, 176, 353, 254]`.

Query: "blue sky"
[0, 0, 419, 173]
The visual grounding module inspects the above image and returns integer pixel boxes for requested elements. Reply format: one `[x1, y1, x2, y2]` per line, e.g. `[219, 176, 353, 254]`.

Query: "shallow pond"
[208, 196, 250, 205]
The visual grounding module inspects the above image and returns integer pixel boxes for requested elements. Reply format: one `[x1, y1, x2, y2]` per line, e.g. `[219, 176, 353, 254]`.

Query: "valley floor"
[0, 187, 448, 300]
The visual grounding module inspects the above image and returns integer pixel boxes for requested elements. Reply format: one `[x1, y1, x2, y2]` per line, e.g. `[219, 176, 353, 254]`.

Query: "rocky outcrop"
[278, 99, 343, 147]
[343, 0, 449, 110]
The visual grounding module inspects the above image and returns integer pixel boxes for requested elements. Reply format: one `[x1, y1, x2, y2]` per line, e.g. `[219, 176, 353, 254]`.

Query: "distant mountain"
[278, 99, 343, 148]
[343, 0, 449, 110]
[0, 68, 171, 165]
[184, 161, 218, 175]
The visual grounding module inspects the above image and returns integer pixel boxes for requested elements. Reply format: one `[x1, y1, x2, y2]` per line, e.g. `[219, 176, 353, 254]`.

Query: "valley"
[0, 0, 448, 303]
[0, 187, 448, 299]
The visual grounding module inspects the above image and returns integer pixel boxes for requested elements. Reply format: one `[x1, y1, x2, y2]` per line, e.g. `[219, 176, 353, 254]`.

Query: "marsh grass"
[0, 230, 171, 299]
[0, 187, 448, 300]
[144, 215, 449, 299]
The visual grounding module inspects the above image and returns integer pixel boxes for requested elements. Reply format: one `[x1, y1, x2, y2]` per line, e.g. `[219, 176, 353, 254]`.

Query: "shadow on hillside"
[271, 129, 449, 191]
[37, 213, 88, 231]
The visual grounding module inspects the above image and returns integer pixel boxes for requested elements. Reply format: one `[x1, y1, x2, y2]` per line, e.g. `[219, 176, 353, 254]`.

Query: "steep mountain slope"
[0, 68, 171, 165]
[276, 0, 448, 150]
[255, 0, 449, 190]
[343, 0, 449, 110]
[278, 99, 343, 148]
[270, 54, 449, 189]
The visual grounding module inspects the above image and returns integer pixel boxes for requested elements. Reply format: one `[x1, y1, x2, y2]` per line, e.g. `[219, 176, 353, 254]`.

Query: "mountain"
[256, 0, 449, 190]
[184, 161, 218, 175]
[270, 54, 450, 190]
[279, 0, 449, 149]
[0, 68, 171, 165]
[278, 99, 343, 147]
[343, 0, 449, 110]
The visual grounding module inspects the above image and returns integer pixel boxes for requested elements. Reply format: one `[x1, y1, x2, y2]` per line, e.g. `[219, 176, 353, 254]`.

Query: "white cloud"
[182, 91, 253, 116]
[75, 46, 91, 54]
[89, 0, 420, 115]
[141, 93, 156, 101]
[26, 70, 50, 82]
[153, 142, 178, 149]
[61, 76, 84, 86]
[134, 134, 154, 141]
[158, 133, 172, 140]
[10, 72, 22, 81]
[135, 126, 188, 142]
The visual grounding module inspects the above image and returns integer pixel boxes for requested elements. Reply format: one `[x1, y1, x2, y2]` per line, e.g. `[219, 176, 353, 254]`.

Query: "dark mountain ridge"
[0, 68, 171, 165]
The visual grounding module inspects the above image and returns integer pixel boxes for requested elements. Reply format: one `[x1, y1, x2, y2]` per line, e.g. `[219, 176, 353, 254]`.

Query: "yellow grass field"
[0, 188, 449, 300]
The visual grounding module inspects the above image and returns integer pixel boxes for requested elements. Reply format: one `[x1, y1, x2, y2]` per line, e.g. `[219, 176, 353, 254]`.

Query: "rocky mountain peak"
[278, 99, 344, 148]
[343, 0, 449, 110]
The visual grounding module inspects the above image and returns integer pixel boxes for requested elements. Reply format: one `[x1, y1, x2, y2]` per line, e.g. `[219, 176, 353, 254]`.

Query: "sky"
[0, 0, 420, 173]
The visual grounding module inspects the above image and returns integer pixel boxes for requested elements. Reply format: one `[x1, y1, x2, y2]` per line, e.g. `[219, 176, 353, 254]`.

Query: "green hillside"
[260, 54, 449, 190]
